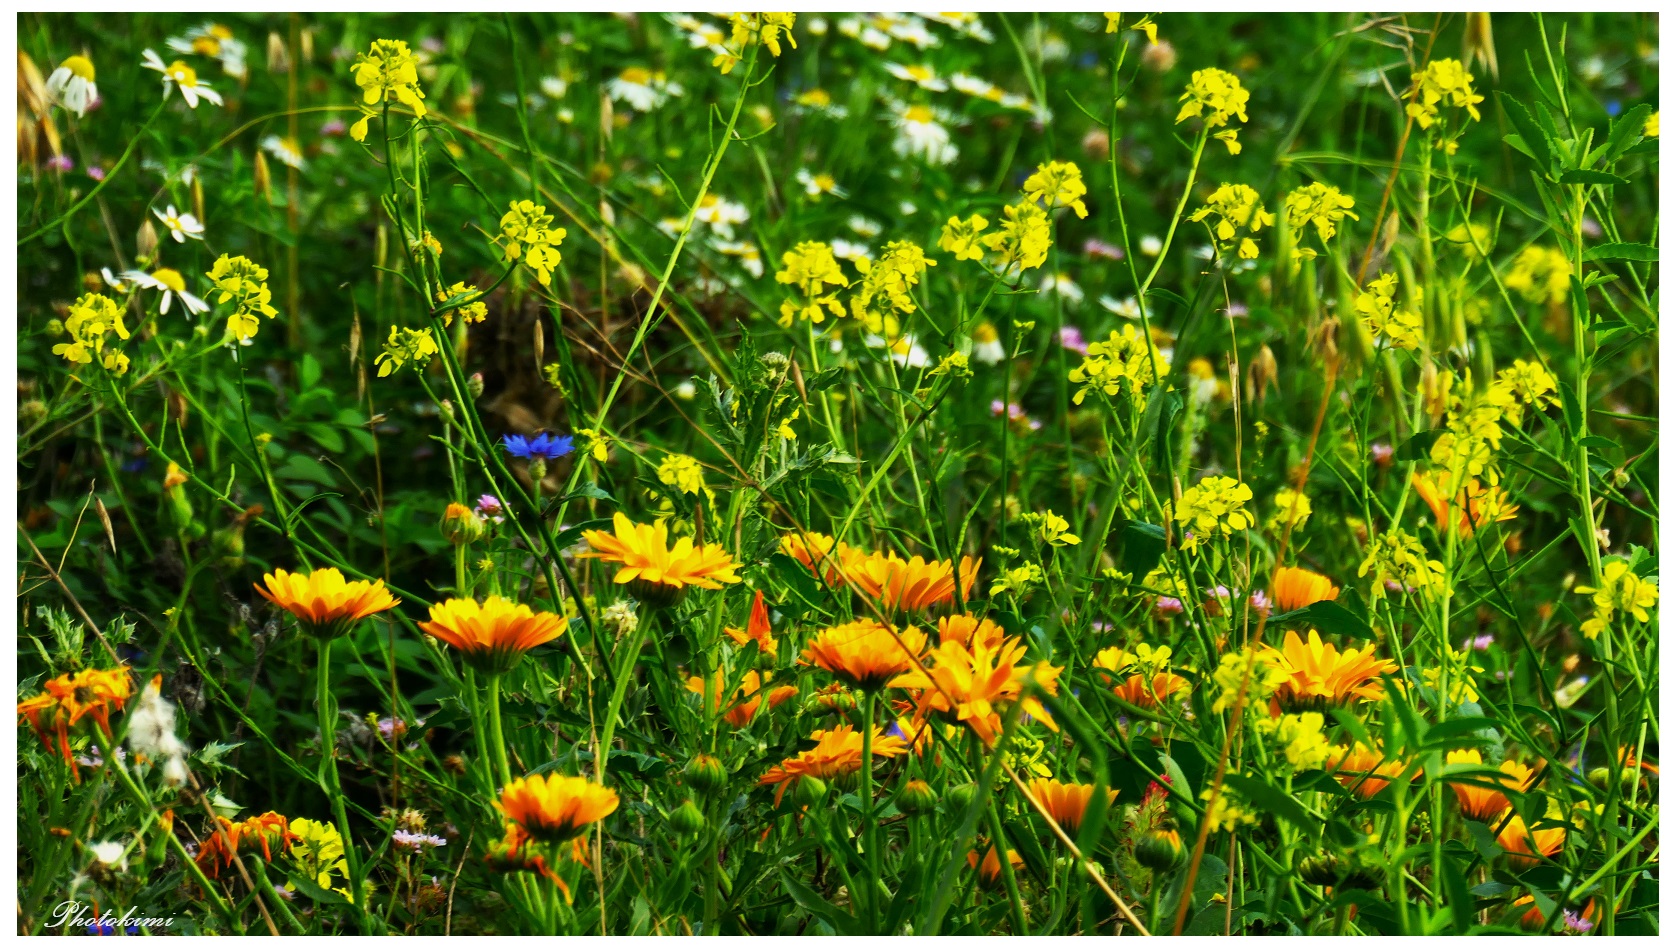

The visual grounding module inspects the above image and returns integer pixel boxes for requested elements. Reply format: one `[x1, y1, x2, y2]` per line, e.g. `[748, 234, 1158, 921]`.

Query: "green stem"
[861, 690, 882, 932]
[316, 637, 371, 931]
[488, 674, 513, 786]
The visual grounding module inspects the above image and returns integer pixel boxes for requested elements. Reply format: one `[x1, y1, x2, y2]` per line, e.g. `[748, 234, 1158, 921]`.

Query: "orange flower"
[578, 512, 741, 602]
[1328, 742, 1414, 798]
[1496, 810, 1566, 868]
[802, 620, 928, 691]
[1270, 566, 1339, 613]
[1267, 629, 1397, 711]
[767, 684, 799, 709]
[723, 589, 778, 658]
[967, 842, 1025, 883]
[18, 667, 134, 777]
[687, 668, 778, 727]
[847, 550, 980, 614]
[255, 567, 400, 639]
[1112, 671, 1192, 710]
[937, 613, 1007, 650]
[195, 811, 298, 878]
[757, 724, 907, 804]
[1412, 470, 1518, 537]
[779, 530, 865, 587]
[497, 774, 619, 844]
[419, 596, 568, 675]
[1025, 778, 1117, 832]
[1445, 749, 1536, 822]
[890, 635, 1062, 745]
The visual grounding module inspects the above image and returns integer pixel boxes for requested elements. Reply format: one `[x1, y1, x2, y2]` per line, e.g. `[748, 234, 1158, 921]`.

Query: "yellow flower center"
[167, 62, 199, 87]
[151, 268, 186, 292]
[192, 36, 223, 56]
[62, 55, 95, 81]
[619, 67, 652, 85]
[906, 65, 934, 82]
[904, 104, 934, 123]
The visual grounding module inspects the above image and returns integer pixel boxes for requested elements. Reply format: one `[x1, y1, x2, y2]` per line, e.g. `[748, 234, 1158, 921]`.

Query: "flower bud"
[253, 151, 271, 202]
[528, 458, 548, 483]
[1134, 828, 1187, 873]
[668, 799, 706, 836]
[894, 779, 938, 817]
[136, 220, 159, 264]
[440, 502, 486, 545]
[945, 782, 979, 814]
[1297, 852, 1341, 886]
[468, 372, 485, 398]
[793, 775, 828, 809]
[684, 754, 728, 797]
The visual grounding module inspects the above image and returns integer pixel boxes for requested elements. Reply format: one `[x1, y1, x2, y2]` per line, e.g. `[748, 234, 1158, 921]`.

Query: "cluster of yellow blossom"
[775, 240, 850, 326]
[1430, 376, 1507, 482]
[850, 240, 934, 329]
[714, 13, 796, 74]
[1067, 324, 1170, 406]
[350, 39, 426, 141]
[1574, 558, 1660, 639]
[1199, 782, 1258, 833]
[1504, 245, 1572, 305]
[1023, 161, 1089, 218]
[437, 282, 488, 326]
[1273, 712, 1331, 771]
[375, 326, 439, 377]
[982, 203, 1053, 273]
[657, 453, 707, 498]
[1176, 67, 1250, 154]
[1405, 58, 1483, 131]
[1487, 359, 1561, 426]
[498, 201, 568, 287]
[53, 292, 131, 374]
[1420, 647, 1484, 704]
[1284, 182, 1358, 247]
[1358, 527, 1445, 598]
[1354, 272, 1423, 351]
[1266, 487, 1312, 532]
[207, 254, 279, 341]
[1210, 647, 1289, 713]
[990, 561, 1043, 596]
[1025, 510, 1081, 547]
[1190, 183, 1273, 259]
[1172, 475, 1253, 551]
[938, 215, 989, 261]
[1104, 13, 1159, 42]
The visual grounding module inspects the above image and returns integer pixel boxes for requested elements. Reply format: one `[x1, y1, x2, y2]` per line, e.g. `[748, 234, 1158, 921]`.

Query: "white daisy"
[868, 332, 931, 368]
[693, 195, 749, 240]
[120, 267, 208, 316]
[606, 67, 682, 111]
[670, 14, 728, 54]
[1099, 295, 1142, 319]
[539, 75, 569, 99]
[848, 216, 883, 239]
[713, 239, 764, 279]
[831, 239, 871, 263]
[89, 840, 127, 870]
[1139, 235, 1163, 256]
[951, 73, 1003, 102]
[971, 321, 1006, 365]
[884, 62, 948, 92]
[794, 168, 847, 199]
[142, 49, 223, 109]
[167, 23, 247, 79]
[260, 135, 305, 170]
[1038, 273, 1085, 306]
[877, 14, 941, 50]
[46, 55, 99, 117]
[892, 104, 958, 165]
[838, 17, 892, 51]
[153, 205, 205, 243]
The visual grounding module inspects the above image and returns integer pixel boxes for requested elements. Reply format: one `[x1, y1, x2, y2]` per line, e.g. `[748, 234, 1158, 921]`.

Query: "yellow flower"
[657, 452, 710, 500]
[419, 596, 569, 675]
[728, 12, 797, 58]
[723, 588, 778, 659]
[1112, 671, 1192, 710]
[497, 774, 618, 843]
[206, 254, 278, 340]
[1488, 359, 1561, 426]
[498, 200, 567, 286]
[1411, 470, 1518, 538]
[374, 325, 439, 377]
[1210, 647, 1289, 713]
[53, 293, 130, 372]
[981, 203, 1052, 273]
[847, 550, 981, 614]
[801, 620, 927, 691]
[891, 634, 1062, 745]
[1503, 245, 1572, 305]
[1328, 743, 1414, 799]
[1404, 58, 1483, 130]
[1266, 629, 1398, 712]
[1496, 810, 1566, 869]
[254, 567, 400, 640]
[776, 240, 849, 325]
[778, 530, 865, 587]
[1026, 778, 1117, 832]
[938, 214, 989, 261]
[289, 818, 352, 900]
[1067, 324, 1169, 407]
[1023, 161, 1089, 218]
[1358, 528, 1445, 598]
[578, 512, 742, 599]
[990, 561, 1042, 597]
[849, 240, 935, 329]
[1273, 712, 1331, 771]
[575, 427, 610, 463]
[1172, 476, 1253, 551]
[936, 613, 1008, 651]
[1105, 13, 1159, 43]
[757, 724, 906, 804]
[1270, 566, 1338, 613]
[437, 282, 487, 326]
[1354, 272, 1423, 351]
[1444, 749, 1535, 822]
[1266, 487, 1312, 533]
[1573, 558, 1660, 639]
[1176, 68, 1249, 152]
[1025, 510, 1080, 547]
[1284, 182, 1357, 242]
[351, 39, 426, 116]
[1647, 111, 1660, 137]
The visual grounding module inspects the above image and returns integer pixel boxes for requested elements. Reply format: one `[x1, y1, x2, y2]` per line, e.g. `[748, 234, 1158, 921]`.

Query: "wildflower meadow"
[15, 11, 1663, 936]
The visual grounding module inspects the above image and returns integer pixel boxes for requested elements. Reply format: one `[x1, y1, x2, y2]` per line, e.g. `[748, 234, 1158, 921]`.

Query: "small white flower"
[1038, 273, 1084, 306]
[848, 216, 883, 239]
[794, 168, 847, 199]
[693, 195, 749, 240]
[713, 239, 764, 279]
[260, 135, 305, 170]
[153, 205, 205, 243]
[674, 380, 698, 401]
[1139, 235, 1163, 257]
[120, 268, 208, 317]
[971, 322, 1006, 365]
[606, 67, 682, 111]
[1099, 295, 1142, 319]
[127, 675, 190, 787]
[951, 73, 1003, 102]
[167, 22, 247, 78]
[90, 841, 127, 870]
[539, 75, 569, 99]
[831, 239, 871, 262]
[884, 62, 949, 92]
[142, 49, 224, 109]
[893, 104, 957, 165]
[46, 55, 99, 117]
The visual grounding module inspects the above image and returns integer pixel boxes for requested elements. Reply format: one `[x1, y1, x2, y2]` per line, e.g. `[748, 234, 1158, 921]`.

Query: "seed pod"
[191, 175, 206, 225]
[267, 32, 290, 73]
[468, 372, 485, 399]
[684, 754, 728, 797]
[894, 779, 938, 817]
[1135, 828, 1187, 873]
[668, 799, 706, 836]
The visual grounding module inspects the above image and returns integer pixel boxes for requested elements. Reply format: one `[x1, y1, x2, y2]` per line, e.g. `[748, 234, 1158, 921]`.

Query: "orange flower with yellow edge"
[1496, 808, 1566, 868]
[497, 774, 619, 843]
[723, 589, 777, 658]
[1328, 742, 1415, 798]
[420, 595, 568, 675]
[18, 667, 134, 777]
[1445, 749, 1536, 822]
[937, 612, 1007, 650]
[1270, 566, 1339, 613]
[1025, 778, 1117, 832]
[255, 567, 400, 639]
[802, 619, 928, 691]
[757, 724, 907, 804]
[890, 635, 1062, 745]
[779, 530, 865, 587]
[846, 550, 980, 614]
[195, 811, 298, 878]
[1267, 629, 1397, 712]
[1412, 469, 1518, 537]
[579, 512, 741, 603]
[1112, 671, 1192, 710]
[967, 842, 1025, 883]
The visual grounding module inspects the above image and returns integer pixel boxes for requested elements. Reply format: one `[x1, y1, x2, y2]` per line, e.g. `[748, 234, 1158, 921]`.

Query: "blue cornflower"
[501, 432, 574, 461]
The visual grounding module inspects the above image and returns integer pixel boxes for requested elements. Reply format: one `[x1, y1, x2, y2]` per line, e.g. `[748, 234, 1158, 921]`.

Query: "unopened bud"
[253, 151, 272, 202]
[945, 782, 978, 814]
[468, 372, 485, 398]
[894, 779, 937, 817]
[792, 775, 828, 809]
[668, 799, 706, 836]
[1135, 828, 1187, 873]
[137, 220, 159, 263]
[684, 754, 728, 797]
[191, 175, 205, 224]
[267, 32, 290, 73]
[440, 502, 486, 545]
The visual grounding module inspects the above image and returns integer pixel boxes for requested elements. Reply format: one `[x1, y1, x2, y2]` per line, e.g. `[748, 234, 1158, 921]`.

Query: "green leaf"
[1117, 520, 1169, 583]
[1587, 242, 1659, 263]
[1146, 287, 1188, 309]
[1270, 600, 1376, 642]
[299, 354, 322, 390]
[1222, 773, 1319, 837]
[804, 366, 844, 392]
[780, 873, 862, 935]
[284, 870, 349, 905]
[552, 517, 612, 551]
[1396, 429, 1442, 462]
[1422, 717, 1501, 749]
[562, 482, 614, 504]
[1576, 435, 1619, 450]
[273, 454, 336, 486]
[1499, 94, 1554, 172]
[1561, 168, 1629, 186]
[1605, 104, 1653, 165]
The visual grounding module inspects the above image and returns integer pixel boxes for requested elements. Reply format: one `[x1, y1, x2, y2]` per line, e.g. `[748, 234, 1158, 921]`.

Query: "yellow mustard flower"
[1172, 475, 1253, 551]
[1354, 272, 1423, 351]
[1359, 528, 1445, 598]
[375, 326, 439, 377]
[1067, 324, 1169, 407]
[1190, 183, 1273, 259]
[1503, 245, 1572, 306]
[981, 203, 1052, 273]
[776, 240, 849, 325]
[1284, 182, 1358, 244]
[349, 39, 426, 141]
[206, 254, 278, 341]
[1274, 712, 1331, 771]
[1573, 558, 1659, 639]
[1176, 68, 1249, 154]
[939, 214, 989, 261]
[437, 282, 487, 326]
[1404, 58, 1483, 130]
[1023, 161, 1089, 219]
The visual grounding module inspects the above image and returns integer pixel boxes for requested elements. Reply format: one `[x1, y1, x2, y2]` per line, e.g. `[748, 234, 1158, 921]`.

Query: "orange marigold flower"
[1025, 778, 1117, 832]
[890, 635, 1062, 745]
[195, 811, 298, 878]
[757, 724, 907, 804]
[1267, 629, 1397, 712]
[1412, 470, 1519, 538]
[936, 612, 1007, 650]
[802, 620, 928, 691]
[1328, 742, 1415, 798]
[1270, 566, 1339, 613]
[1496, 810, 1566, 868]
[767, 684, 799, 709]
[497, 773, 619, 844]
[1112, 671, 1192, 710]
[687, 668, 779, 727]
[579, 512, 741, 603]
[779, 530, 865, 587]
[255, 567, 400, 639]
[967, 842, 1025, 883]
[1445, 749, 1536, 822]
[18, 667, 134, 777]
[420, 595, 568, 675]
[723, 589, 778, 658]
[847, 550, 980, 614]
